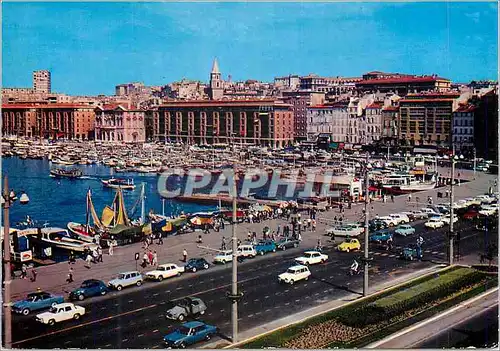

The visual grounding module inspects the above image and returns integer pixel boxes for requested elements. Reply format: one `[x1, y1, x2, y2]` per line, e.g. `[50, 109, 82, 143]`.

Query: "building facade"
[33, 70, 51, 93]
[381, 106, 399, 145]
[471, 90, 498, 160]
[365, 102, 383, 144]
[306, 101, 349, 142]
[282, 91, 325, 141]
[94, 104, 146, 143]
[356, 75, 451, 95]
[452, 104, 475, 155]
[274, 75, 300, 90]
[2, 103, 94, 140]
[398, 93, 460, 147]
[155, 100, 294, 148]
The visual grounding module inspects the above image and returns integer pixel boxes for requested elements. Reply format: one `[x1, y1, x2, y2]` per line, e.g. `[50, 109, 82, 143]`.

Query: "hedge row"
[337, 267, 485, 327]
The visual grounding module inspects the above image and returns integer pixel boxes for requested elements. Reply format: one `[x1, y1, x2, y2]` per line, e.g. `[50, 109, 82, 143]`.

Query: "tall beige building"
[33, 70, 51, 93]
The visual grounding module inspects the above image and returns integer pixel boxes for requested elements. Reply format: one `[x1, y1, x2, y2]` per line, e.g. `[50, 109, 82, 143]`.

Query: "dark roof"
[357, 76, 450, 85]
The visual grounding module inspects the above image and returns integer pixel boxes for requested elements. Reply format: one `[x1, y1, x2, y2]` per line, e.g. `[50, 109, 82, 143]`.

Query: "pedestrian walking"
[85, 254, 92, 269]
[69, 251, 76, 264]
[148, 250, 154, 265]
[97, 246, 103, 263]
[334, 215, 338, 224]
[92, 249, 99, 263]
[21, 264, 27, 279]
[197, 234, 203, 243]
[66, 268, 74, 283]
[153, 251, 158, 266]
[108, 241, 114, 256]
[30, 268, 37, 282]
[408, 194, 412, 202]
[391, 194, 395, 202]
[182, 249, 188, 262]
[383, 194, 386, 203]
[142, 252, 148, 267]
[277, 224, 281, 236]
[157, 232, 164, 245]
[221, 237, 227, 250]
[312, 219, 316, 232]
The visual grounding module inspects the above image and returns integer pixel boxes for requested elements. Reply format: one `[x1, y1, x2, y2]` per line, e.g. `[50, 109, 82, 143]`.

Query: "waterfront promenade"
[9, 168, 497, 299]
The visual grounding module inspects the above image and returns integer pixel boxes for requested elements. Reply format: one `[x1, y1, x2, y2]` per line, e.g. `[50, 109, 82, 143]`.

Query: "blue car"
[184, 258, 210, 273]
[12, 291, 64, 316]
[254, 240, 276, 255]
[369, 230, 393, 243]
[163, 321, 219, 348]
[69, 279, 109, 301]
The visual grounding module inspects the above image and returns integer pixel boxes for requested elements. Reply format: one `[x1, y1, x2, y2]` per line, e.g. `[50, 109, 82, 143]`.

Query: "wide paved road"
[11, 218, 496, 349]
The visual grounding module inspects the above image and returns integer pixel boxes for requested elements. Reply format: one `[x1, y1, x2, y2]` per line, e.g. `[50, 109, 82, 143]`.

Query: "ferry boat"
[50, 168, 83, 179]
[101, 178, 136, 190]
[21, 227, 97, 252]
[380, 173, 436, 194]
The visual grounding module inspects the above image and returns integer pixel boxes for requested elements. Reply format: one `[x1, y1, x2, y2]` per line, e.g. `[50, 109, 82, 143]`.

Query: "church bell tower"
[209, 58, 224, 100]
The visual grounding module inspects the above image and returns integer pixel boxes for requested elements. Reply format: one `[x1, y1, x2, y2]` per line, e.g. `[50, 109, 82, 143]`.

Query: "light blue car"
[394, 224, 416, 237]
[108, 271, 143, 291]
[12, 291, 64, 316]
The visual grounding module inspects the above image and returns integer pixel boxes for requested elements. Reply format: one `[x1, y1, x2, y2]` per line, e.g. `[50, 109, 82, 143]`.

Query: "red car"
[463, 210, 480, 220]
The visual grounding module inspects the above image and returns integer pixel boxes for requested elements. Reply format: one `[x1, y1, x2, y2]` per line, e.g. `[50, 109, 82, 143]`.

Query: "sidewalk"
[10, 170, 496, 299]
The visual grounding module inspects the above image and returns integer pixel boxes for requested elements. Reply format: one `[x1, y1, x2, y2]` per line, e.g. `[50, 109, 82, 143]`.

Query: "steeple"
[211, 58, 220, 74]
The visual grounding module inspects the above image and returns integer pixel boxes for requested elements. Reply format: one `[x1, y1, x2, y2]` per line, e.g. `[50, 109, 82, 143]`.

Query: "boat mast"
[85, 189, 90, 232]
[140, 183, 146, 225]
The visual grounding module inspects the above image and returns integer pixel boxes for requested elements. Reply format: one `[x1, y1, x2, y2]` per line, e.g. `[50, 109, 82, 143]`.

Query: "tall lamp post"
[449, 153, 458, 265]
[362, 153, 372, 296]
[227, 133, 243, 343]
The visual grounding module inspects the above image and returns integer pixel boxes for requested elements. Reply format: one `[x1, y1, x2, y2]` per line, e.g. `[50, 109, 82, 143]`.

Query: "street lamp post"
[449, 153, 457, 265]
[2, 176, 12, 349]
[363, 153, 372, 296]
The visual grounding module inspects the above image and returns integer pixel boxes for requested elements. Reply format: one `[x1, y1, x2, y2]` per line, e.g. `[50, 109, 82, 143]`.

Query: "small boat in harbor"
[22, 227, 97, 252]
[50, 168, 83, 179]
[101, 178, 136, 190]
[67, 222, 96, 243]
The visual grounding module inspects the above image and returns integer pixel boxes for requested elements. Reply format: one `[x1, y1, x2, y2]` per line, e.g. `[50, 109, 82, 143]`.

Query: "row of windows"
[453, 128, 473, 135]
[453, 119, 473, 126]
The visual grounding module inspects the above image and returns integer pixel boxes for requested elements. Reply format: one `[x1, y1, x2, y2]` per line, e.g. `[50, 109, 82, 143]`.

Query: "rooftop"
[357, 76, 450, 85]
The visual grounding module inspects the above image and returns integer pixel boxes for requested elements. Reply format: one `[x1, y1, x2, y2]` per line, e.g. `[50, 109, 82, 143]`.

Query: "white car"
[475, 195, 494, 204]
[377, 216, 397, 227]
[389, 213, 410, 225]
[465, 197, 481, 206]
[424, 218, 445, 229]
[441, 214, 459, 225]
[410, 210, 429, 220]
[278, 265, 311, 285]
[342, 223, 365, 235]
[329, 226, 361, 237]
[420, 208, 440, 217]
[295, 251, 328, 265]
[237, 245, 257, 258]
[145, 264, 185, 281]
[36, 303, 85, 326]
[213, 250, 233, 264]
[479, 205, 498, 216]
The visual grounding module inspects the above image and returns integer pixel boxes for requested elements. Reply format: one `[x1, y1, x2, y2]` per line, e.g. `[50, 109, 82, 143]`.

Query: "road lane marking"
[128, 300, 134, 303]
[153, 293, 159, 296]
[312, 281, 317, 284]
[101, 307, 107, 310]
[153, 329, 159, 333]
[220, 309, 225, 313]
[253, 299, 260, 302]
[64, 341, 72, 345]
[122, 339, 128, 342]
[255, 312, 261, 315]
[265, 309, 271, 312]
[243, 302, 248, 305]
[248, 314, 254, 318]
[138, 334, 144, 338]
[295, 299, 300, 302]
[105, 344, 111, 347]
[176, 287, 183, 290]
[285, 302, 290, 305]
[12, 304, 158, 345]
[264, 295, 269, 299]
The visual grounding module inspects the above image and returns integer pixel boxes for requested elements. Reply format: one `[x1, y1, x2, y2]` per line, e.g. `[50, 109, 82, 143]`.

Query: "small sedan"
[213, 250, 233, 264]
[12, 291, 65, 316]
[394, 224, 416, 237]
[410, 210, 429, 220]
[463, 209, 481, 220]
[441, 214, 459, 225]
[145, 264, 185, 281]
[336, 239, 361, 252]
[69, 279, 108, 301]
[184, 258, 210, 273]
[278, 265, 311, 285]
[108, 271, 143, 291]
[163, 321, 219, 348]
[295, 251, 328, 265]
[35, 303, 85, 326]
[424, 218, 445, 229]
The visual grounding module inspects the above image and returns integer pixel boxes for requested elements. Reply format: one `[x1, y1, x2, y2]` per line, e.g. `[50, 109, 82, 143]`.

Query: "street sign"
[135, 253, 140, 261]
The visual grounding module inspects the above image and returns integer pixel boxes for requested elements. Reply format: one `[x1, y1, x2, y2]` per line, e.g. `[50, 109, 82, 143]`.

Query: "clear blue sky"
[2, 2, 498, 96]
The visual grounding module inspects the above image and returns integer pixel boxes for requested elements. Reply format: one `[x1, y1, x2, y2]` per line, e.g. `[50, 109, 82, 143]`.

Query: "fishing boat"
[101, 178, 136, 190]
[68, 189, 104, 242]
[50, 168, 83, 179]
[23, 227, 97, 252]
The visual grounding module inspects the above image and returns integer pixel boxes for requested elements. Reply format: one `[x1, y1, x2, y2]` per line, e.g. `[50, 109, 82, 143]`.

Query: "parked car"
[369, 219, 389, 231]
[476, 195, 495, 204]
[213, 250, 233, 264]
[108, 271, 143, 291]
[479, 205, 497, 216]
[165, 297, 207, 321]
[434, 204, 450, 214]
[420, 208, 440, 217]
[254, 240, 277, 255]
[12, 291, 65, 316]
[275, 238, 300, 250]
[294, 251, 328, 265]
[69, 279, 108, 301]
[237, 244, 257, 258]
[410, 210, 429, 220]
[376, 216, 397, 227]
[163, 321, 219, 348]
[145, 263, 185, 281]
[336, 238, 361, 252]
[424, 218, 445, 229]
[389, 213, 410, 225]
[465, 197, 481, 206]
[35, 303, 85, 326]
[278, 265, 311, 285]
[341, 223, 365, 235]
[394, 224, 416, 237]
[184, 258, 210, 273]
[400, 212, 416, 222]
